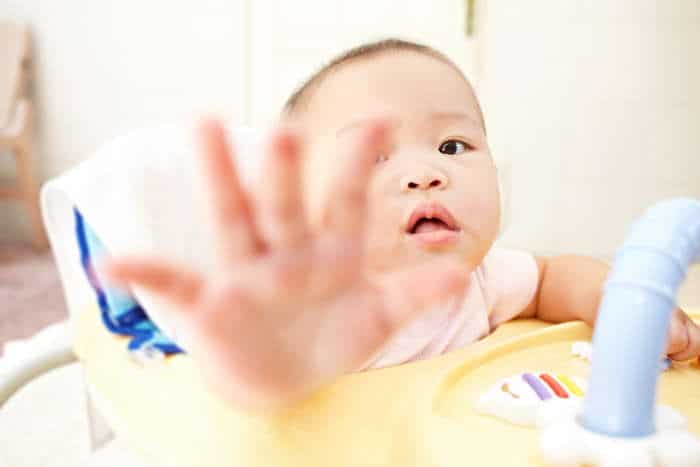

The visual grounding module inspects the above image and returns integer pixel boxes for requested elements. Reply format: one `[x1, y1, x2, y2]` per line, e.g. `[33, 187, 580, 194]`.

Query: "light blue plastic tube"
[582, 198, 700, 438]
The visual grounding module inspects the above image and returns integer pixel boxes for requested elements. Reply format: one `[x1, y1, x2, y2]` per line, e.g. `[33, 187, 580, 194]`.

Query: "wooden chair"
[0, 21, 46, 248]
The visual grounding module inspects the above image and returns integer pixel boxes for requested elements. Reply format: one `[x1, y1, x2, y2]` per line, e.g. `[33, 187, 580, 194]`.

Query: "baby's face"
[297, 51, 500, 273]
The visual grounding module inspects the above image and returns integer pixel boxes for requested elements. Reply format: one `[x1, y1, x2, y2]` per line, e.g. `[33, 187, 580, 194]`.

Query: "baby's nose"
[400, 170, 449, 192]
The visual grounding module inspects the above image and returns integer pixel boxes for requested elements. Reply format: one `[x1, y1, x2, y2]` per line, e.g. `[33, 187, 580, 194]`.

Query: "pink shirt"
[363, 248, 539, 370]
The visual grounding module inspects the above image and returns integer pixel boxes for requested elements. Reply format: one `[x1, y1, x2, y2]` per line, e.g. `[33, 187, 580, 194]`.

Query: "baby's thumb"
[102, 258, 203, 308]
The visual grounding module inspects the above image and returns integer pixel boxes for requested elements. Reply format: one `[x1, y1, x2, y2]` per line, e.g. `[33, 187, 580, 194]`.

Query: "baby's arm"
[518, 255, 700, 361]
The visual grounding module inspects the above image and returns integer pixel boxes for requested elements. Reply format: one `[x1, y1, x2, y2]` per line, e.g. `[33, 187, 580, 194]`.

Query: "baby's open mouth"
[404, 203, 461, 247]
[409, 218, 454, 234]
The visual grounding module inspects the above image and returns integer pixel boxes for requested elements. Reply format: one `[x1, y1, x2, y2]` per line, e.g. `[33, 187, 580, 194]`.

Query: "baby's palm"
[106, 119, 466, 408]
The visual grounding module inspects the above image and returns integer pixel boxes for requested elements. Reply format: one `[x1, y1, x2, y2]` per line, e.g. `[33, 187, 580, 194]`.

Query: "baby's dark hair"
[282, 38, 481, 123]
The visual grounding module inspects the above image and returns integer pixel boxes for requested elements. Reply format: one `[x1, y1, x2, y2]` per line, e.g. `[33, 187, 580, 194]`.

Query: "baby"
[105, 39, 700, 409]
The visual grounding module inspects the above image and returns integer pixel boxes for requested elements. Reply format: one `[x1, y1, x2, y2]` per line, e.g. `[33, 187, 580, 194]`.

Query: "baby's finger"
[668, 310, 700, 361]
[103, 259, 203, 308]
[325, 120, 391, 240]
[666, 309, 688, 356]
[256, 127, 309, 249]
[197, 118, 263, 265]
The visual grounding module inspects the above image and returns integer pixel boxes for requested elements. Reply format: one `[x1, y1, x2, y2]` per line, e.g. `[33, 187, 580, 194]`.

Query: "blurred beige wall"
[0, 0, 248, 241]
[480, 1, 700, 259]
[0, 1, 698, 308]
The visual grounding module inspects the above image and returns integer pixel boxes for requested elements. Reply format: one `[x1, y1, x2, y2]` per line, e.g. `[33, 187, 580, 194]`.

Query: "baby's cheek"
[467, 190, 500, 224]
[453, 174, 501, 242]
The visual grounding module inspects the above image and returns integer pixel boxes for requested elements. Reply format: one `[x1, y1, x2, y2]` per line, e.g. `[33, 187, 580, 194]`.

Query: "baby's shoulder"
[478, 247, 538, 280]
[476, 247, 540, 314]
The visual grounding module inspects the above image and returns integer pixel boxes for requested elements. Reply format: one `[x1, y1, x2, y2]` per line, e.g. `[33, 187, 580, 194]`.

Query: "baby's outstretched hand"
[666, 308, 700, 361]
[103, 118, 467, 409]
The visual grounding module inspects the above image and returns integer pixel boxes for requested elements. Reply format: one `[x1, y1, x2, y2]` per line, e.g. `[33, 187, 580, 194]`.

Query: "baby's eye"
[438, 139, 471, 155]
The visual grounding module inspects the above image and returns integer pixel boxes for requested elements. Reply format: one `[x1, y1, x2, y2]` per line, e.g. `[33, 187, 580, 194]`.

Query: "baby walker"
[64, 199, 700, 466]
[1, 136, 699, 467]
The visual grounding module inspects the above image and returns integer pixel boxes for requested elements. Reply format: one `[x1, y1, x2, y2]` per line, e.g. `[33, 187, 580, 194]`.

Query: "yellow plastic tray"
[75, 305, 700, 467]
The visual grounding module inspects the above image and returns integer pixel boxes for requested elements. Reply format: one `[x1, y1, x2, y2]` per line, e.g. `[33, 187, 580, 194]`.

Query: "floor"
[0, 242, 68, 355]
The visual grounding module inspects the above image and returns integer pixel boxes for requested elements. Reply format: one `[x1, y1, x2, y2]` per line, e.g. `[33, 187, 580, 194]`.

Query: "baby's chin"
[367, 238, 486, 275]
